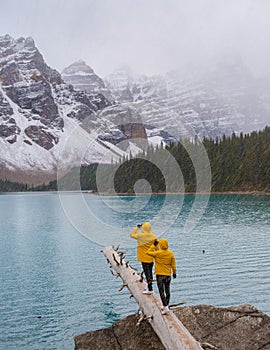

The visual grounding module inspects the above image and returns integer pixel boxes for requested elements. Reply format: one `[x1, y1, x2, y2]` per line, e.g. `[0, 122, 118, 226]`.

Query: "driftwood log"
[101, 246, 203, 350]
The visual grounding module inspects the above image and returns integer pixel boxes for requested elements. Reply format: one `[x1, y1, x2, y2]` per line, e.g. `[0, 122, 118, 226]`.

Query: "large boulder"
[74, 304, 270, 350]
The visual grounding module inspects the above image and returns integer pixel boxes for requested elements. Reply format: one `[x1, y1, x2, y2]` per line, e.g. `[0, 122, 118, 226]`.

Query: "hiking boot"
[161, 306, 170, 314]
[143, 289, 153, 295]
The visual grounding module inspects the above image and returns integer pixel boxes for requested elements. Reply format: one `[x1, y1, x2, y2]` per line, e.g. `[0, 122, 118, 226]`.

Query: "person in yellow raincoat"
[130, 222, 157, 294]
[147, 238, 177, 314]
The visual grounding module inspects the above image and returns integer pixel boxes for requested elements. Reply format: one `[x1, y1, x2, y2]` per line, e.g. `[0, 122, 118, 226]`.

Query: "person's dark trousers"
[141, 262, 154, 291]
[156, 275, 171, 306]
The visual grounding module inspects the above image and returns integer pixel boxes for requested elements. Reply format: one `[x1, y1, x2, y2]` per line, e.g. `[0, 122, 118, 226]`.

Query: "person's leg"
[156, 275, 167, 306]
[164, 276, 171, 306]
[142, 262, 153, 291]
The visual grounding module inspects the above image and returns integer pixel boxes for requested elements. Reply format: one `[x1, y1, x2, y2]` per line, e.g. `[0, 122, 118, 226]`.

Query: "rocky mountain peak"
[62, 59, 94, 75]
[23, 36, 35, 47]
[1, 34, 270, 184]
[0, 34, 13, 47]
[0, 34, 64, 149]
[62, 60, 112, 100]
[0, 35, 115, 183]
[0, 35, 36, 59]
[105, 58, 270, 139]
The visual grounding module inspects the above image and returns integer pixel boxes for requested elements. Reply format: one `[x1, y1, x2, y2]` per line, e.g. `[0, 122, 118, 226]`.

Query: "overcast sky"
[0, 0, 270, 77]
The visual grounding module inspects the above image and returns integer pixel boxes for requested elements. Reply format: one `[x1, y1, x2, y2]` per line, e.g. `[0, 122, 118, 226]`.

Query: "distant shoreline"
[1, 190, 270, 196]
[89, 190, 270, 196]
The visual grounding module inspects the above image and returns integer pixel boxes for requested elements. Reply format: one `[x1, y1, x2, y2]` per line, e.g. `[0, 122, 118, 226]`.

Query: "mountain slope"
[1, 35, 270, 185]
[105, 60, 270, 140]
[0, 35, 134, 184]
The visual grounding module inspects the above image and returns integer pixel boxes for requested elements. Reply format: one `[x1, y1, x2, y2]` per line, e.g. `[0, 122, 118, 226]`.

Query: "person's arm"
[171, 252, 177, 277]
[130, 226, 139, 239]
[130, 224, 142, 239]
[146, 240, 159, 257]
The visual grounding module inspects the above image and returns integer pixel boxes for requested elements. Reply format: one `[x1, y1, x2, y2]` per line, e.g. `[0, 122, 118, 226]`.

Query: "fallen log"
[101, 246, 203, 350]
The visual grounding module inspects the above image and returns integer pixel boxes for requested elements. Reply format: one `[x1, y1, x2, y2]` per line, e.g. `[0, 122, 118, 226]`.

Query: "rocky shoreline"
[74, 304, 270, 350]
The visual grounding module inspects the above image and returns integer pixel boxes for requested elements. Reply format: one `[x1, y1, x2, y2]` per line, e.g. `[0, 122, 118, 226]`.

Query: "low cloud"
[0, 0, 270, 77]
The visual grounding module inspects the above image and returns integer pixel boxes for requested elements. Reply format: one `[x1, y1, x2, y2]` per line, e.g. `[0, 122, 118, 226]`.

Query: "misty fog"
[0, 0, 270, 78]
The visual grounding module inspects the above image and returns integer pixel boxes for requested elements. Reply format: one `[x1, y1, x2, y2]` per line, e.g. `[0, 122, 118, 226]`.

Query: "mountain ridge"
[0, 35, 142, 184]
[1, 34, 270, 185]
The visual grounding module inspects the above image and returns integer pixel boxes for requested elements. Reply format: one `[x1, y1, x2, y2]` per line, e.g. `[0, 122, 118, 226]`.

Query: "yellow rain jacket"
[130, 222, 158, 263]
[147, 238, 177, 276]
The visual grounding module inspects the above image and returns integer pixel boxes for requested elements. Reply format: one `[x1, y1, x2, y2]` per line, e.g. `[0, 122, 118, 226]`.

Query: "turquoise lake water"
[0, 193, 270, 350]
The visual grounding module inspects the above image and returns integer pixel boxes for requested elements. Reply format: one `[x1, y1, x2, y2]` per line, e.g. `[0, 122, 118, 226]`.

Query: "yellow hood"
[142, 222, 151, 232]
[159, 238, 168, 250]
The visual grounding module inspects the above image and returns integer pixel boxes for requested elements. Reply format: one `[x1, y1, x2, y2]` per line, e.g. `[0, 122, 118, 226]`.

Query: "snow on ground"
[0, 83, 124, 173]
[147, 135, 164, 147]
[0, 86, 56, 171]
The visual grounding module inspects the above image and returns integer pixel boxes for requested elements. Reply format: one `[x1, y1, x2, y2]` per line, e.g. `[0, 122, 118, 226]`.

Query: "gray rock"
[74, 314, 165, 350]
[74, 304, 270, 350]
[24, 125, 58, 150]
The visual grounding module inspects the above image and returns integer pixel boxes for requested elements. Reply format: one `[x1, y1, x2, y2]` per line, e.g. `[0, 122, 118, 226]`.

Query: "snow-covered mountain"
[104, 60, 270, 140]
[1, 34, 270, 184]
[0, 35, 145, 184]
[61, 61, 175, 150]
[62, 60, 112, 100]
[62, 58, 270, 144]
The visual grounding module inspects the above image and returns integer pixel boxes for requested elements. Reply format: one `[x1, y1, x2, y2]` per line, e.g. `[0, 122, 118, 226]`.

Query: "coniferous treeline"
[100, 126, 270, 193]
[203, 126, 270, 191]
[1, 127, 270, 192]
[0, 179, 28, 192]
